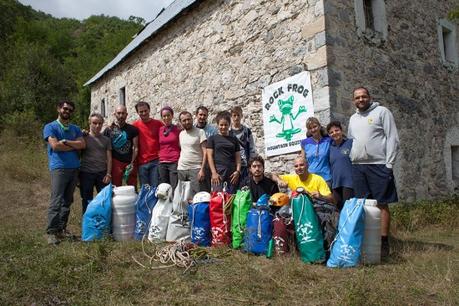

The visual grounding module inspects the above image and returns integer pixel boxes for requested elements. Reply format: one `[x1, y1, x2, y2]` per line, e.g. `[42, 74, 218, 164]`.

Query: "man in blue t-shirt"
[43, 100, 85, 245]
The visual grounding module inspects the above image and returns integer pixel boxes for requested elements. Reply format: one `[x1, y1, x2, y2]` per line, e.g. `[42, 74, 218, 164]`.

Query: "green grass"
[0, 132, 458, 305]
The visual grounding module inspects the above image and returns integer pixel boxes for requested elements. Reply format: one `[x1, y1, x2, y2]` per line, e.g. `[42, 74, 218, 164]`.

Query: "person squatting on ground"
[158, 106, 181, 190]
[327, 121, 354, 211]
[206, 111, 241, 193]
[103, 105, 139, 187]
[132, 101, 164, 187]
[272, 156, 335, 204]
[177, 111, 210, 194]
[240, 155, 279, 203]
[301, 117, 332, 187]
[348, 87, 400, 257]
[79, 113, 112, 214]
[43, 100, 85, 245]
[229, 106, 257, 185]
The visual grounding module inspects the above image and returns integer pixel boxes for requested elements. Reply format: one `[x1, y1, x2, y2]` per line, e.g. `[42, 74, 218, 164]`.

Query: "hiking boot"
[381, 239, 390, 258]
[47, 234, 60, 245]
[57, 229, 78, 241]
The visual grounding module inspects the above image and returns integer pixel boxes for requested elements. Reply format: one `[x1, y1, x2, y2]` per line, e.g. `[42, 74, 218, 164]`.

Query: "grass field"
[0, 132, 458, 305]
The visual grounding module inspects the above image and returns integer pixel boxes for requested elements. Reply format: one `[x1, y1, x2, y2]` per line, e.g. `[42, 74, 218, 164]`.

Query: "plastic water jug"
[361, 199, 381, 264]
[112, 186, 137, 241]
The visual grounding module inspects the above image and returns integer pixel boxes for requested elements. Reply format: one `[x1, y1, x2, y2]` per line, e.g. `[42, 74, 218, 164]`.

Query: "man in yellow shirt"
[272, 156, 335, 203]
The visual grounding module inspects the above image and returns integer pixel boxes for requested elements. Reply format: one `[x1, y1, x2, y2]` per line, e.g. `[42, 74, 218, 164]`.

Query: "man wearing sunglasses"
[43, 100, 85, 245]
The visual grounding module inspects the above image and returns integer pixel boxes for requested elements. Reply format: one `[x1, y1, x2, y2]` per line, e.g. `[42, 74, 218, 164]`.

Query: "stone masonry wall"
[325, 0, 459, 200]
[90, 0, 330, 173]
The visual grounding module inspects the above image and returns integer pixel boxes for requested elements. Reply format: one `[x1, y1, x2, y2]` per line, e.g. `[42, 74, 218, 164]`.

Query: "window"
[452, 146, 459, 181]
[119, 87, 126, 106]
[101, 98, 106, 118]
[438, 19, 458, 68]
[354, 0, 388, 41]
[363, 0, 374, 31]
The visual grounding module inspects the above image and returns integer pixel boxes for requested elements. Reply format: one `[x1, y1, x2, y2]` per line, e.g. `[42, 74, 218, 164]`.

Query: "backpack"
[188, 192, 211, 247]
[166, 180, 192, 242]
[134, 185, 158, 240]
[312, 198, 340, 258]
[82, 184, 112, 241]
[244, 194, 273, 255]
[231, 187, 252, 249]
[272, 205, 295, 256]
[148, 183, 173, 242]
[327, 198, 366, 268]
[291, 192, 325, 263]
[209, 190, 233, 246]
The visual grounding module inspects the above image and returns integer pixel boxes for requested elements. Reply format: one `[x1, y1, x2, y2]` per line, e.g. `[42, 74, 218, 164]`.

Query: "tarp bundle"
[134, 184, 158, 240]
[291, 192, 325, 263]
[327, 198, 365, 268]
[231, 187, 252, 249]
[82, 184, 112, 241]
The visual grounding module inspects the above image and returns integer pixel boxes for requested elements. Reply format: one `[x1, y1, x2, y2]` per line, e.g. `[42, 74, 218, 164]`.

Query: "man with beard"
[103, 105, 139, 187]
[348, 87, 400, 257]
[194, 105, 217, 138]
[177, 111, 209, 193]
[272, 156, 334, 203]
[43, 100, 85, 245]
[241, 156, 279, 202]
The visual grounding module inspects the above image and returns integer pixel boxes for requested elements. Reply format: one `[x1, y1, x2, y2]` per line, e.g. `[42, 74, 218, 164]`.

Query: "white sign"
[262, 72, 314, 157]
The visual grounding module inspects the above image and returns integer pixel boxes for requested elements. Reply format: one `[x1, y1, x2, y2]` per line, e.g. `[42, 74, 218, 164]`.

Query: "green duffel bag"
[291, 191, 325, 263]
[231, 187, 252, 249]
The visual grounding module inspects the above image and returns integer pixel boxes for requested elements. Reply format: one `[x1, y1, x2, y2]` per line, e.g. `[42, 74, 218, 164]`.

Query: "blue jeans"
[138, 159, 159, 187]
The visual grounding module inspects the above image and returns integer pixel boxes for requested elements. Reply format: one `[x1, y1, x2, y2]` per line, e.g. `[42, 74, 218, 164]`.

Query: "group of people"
[43, 86, 399, 258]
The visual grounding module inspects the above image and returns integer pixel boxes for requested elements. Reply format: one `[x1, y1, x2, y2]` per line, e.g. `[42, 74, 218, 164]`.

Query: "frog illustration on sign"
[269, 95, 307, 141]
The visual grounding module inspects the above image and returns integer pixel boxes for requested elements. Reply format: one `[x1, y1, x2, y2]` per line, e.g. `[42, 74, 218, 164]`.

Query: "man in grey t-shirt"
[79, 113, 112, 214]
[177, 111, 208, 194]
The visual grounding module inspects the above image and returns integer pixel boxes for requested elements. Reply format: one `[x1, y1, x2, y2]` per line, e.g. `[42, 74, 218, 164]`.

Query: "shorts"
[352, 164, 398, 205]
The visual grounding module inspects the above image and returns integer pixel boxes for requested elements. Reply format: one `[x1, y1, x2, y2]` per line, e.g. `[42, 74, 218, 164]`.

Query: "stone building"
[85, 0, 459, 201]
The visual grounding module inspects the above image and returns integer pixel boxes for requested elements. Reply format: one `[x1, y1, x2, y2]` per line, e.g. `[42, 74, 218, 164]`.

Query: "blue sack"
[134, 185, 158, 240]
[188, 202, 211, 246]
[327, 198, 366, 268]
[82, 184, 113, 241]
[244, 194, 273, 255]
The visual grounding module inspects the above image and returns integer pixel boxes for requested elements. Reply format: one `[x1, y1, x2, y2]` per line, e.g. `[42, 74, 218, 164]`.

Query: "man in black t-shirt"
[103, 105, 139, 186]
[240, 156, 279, 202]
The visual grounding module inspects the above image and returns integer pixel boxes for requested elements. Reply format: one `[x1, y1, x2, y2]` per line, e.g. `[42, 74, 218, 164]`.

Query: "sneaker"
[57, 229, 78, 241]
[47, 234, 60, 245]
[381, 239, 390, 258]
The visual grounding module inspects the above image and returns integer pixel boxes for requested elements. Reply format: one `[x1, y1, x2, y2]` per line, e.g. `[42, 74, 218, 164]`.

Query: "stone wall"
[325, 0, 459, 200]
[90, 0, 331, 173]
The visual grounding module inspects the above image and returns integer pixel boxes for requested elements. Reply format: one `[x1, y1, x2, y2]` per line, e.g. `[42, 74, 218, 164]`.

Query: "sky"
[18, 0, 175, 22]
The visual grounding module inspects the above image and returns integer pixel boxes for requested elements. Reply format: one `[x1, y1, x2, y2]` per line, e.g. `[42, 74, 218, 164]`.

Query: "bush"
[391, 197, 459, 232]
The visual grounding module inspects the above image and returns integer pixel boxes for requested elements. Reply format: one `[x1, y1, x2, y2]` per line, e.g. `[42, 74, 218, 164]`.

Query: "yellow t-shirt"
[280, 173, 331, 196]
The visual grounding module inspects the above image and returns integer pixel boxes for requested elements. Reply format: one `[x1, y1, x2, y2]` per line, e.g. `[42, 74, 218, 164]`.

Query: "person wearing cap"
[271, 156, 334, 204]
[132, 101, 164, 187]
[240, 155, 279, 202]
[103, 105, 139, 187]
[158, 106, 181, 190]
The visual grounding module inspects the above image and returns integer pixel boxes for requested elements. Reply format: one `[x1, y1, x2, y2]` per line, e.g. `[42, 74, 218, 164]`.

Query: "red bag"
[272, 215, 295, 256]
[209, 191, 233, 246]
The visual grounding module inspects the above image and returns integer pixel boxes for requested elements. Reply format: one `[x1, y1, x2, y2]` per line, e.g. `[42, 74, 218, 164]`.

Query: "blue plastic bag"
[244, 194, 273, 255]
[327, 198, 366, 268]
[134, 185, 158, 240]
[188, 202, 211, 246]
[82, 184, 113, 241]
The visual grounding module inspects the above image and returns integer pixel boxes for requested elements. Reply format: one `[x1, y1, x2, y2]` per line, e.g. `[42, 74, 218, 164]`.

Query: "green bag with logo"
[291, 192, 325, 263]
[231, 187, 252, 249]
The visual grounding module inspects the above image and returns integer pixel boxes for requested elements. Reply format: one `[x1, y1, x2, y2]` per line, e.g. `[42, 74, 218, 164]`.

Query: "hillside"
[0, 0, 143, 128]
